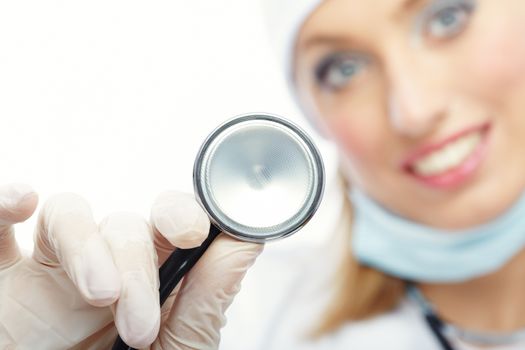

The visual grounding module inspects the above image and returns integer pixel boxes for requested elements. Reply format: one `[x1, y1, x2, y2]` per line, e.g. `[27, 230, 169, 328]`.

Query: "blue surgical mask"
[349, 187, 525, 283]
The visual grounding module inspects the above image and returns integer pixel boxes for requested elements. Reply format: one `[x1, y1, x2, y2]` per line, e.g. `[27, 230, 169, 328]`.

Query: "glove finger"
[0, 183, 38, 269]
[160, 283, 181, 325]
[99, 212, 160, 349]
[150, 191, 209, 266]
[32, 193, 121, 307]
[154, 234, 263, 350]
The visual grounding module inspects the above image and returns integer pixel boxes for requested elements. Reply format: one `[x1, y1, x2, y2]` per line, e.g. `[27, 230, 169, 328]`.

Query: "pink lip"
[402, 122, 492, 189]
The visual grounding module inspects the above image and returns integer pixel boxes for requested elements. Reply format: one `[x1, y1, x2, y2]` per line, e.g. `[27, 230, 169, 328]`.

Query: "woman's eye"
[423, 0, 475, 41]
[315, 54, 367, 91]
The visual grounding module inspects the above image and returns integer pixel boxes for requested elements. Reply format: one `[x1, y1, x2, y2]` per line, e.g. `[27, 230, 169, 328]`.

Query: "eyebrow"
[394, 0, 426, 18]
[300, 35, 353, 52]
[400, 0, 423, 10]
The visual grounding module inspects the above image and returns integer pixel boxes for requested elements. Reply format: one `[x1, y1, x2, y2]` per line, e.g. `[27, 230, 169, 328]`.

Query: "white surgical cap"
[260, 0, 323, 83]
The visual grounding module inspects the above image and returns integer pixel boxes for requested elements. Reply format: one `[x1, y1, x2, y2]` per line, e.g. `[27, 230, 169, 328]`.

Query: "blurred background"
[0, 0, 342, 347]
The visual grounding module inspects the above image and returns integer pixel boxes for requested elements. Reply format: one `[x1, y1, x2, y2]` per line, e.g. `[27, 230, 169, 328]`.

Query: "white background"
[0, 0, 341, 346]
[0, 0, 339, 251]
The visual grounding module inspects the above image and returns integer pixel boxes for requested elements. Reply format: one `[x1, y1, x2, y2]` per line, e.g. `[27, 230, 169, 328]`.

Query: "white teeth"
[412, 132, 482, 176]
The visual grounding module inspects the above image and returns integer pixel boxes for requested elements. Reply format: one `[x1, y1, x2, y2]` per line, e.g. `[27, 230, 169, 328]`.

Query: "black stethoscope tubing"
[424, 311, 456, 350]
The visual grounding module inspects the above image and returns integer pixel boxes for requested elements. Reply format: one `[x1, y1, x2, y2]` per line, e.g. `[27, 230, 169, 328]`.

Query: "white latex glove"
[0, 184, 263, 350]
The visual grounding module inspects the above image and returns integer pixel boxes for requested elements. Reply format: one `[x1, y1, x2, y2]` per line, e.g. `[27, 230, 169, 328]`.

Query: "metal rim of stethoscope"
[193, 112, 325, 243]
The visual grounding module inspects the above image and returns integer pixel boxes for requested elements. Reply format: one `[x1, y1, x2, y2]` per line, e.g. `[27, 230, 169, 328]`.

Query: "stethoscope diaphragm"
[194, 113, 324, 242]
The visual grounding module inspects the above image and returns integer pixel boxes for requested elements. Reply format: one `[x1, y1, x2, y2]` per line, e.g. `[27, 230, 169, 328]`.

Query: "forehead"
[297, 0, 422, 47]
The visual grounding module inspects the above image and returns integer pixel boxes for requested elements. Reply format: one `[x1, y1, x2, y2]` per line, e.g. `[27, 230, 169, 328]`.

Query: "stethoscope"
[407, 283, 459, 350]
[112, 113, 325, 349]
[409, 284, 525, 350]
[422, 307, 457, 350]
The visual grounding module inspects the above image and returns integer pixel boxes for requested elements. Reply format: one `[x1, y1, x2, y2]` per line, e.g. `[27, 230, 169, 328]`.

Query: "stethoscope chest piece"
[194, 113, 324, 242]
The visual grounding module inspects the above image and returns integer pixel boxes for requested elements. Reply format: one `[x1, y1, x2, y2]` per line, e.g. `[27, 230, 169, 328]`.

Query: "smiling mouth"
[402, 122, 492, 188]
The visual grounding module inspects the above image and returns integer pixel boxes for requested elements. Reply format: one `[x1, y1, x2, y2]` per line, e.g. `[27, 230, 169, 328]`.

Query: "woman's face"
[294, 0, 525, 229]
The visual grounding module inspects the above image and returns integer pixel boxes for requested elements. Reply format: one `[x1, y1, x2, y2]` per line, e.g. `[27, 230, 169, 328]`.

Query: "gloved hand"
[0, 183, 263, 350]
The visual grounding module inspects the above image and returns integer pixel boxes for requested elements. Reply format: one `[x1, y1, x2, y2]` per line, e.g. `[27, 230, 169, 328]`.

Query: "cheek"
[465, 15, 525, 91]
[326, 112, 385, 167]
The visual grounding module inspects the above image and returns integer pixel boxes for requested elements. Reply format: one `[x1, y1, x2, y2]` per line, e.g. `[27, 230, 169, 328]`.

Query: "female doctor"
[254, 0, 525, 349]
[2, 0, 525, 349]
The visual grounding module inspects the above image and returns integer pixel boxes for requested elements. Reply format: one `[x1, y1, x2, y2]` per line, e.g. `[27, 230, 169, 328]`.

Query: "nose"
[386, 56, 447, 138]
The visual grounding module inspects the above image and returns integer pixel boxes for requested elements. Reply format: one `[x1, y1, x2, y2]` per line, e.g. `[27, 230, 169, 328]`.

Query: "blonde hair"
[312, 175, 406, 337]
